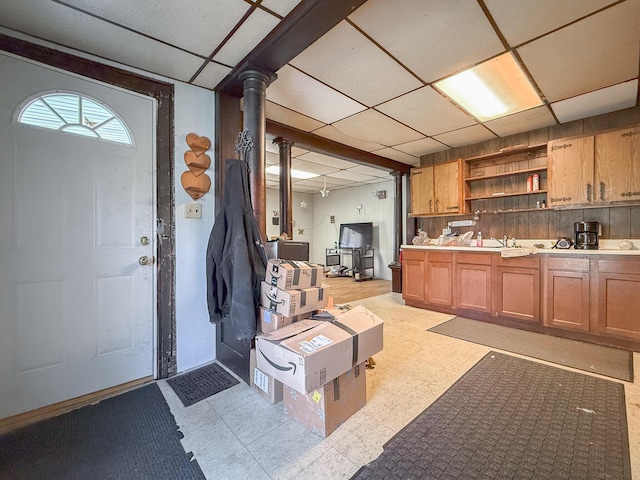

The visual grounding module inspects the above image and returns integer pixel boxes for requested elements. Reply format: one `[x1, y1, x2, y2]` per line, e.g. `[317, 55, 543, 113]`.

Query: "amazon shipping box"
[255, 305, 383, 394]
[259, 282, 328, 317]
[283, 363, 366, 437]
[259, 307, 312, 334]
[249, 348, 283, 404]
[265, 259, 324, 290]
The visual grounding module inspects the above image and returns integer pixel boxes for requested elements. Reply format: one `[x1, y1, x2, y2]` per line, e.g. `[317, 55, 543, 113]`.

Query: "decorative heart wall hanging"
[186, 133, 211, 156]
[181, 171, 211, 200]
[184, 151, 211, 176]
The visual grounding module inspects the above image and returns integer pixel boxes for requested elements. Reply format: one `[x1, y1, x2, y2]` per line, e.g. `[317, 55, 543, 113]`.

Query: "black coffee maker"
[574, 222, 599, 249]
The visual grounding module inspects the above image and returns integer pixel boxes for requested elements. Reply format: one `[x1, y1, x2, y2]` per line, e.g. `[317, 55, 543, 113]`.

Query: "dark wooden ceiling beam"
[267, 120, 411, 174]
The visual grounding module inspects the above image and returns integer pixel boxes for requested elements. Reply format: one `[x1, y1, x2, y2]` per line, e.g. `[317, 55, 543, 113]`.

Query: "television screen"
[339, 222, 373, 249]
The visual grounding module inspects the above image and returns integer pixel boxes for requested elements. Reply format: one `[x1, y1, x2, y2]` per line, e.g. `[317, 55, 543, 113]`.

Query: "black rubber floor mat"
[429, 316, 633, 382]
[353, 352, 630, 480]
[167, 362, 239, 407]
[0, 383, 205, 480]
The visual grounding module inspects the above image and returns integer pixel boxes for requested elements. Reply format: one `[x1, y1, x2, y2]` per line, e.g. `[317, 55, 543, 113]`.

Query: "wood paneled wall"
[418, 105, 640, 240]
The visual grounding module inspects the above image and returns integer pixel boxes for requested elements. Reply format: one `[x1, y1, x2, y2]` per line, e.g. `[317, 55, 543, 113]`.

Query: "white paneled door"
[0, 53, 156, 419]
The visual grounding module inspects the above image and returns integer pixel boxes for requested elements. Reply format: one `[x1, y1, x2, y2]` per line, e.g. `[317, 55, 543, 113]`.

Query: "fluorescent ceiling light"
[265, 165, 319, 179]
[434, 52, 543, 122]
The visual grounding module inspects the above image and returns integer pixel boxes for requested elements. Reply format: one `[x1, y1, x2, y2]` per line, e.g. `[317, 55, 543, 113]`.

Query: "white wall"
[265, 188, 314, 241]
[174, 84, 216, 373]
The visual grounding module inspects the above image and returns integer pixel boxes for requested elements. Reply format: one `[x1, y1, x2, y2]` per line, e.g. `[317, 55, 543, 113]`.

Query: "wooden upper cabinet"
[547, 136, 595, 207]
[410, 166, 434, 215]
[595, 126, 640, 203]
[410, 160, 461, 216]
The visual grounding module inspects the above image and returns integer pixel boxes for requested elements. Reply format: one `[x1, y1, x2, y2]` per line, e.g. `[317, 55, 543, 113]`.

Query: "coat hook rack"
[234, 129, 253, 161]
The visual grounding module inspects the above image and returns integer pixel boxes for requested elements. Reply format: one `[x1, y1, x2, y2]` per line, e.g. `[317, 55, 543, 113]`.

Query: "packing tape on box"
[333, 320, 358, 368]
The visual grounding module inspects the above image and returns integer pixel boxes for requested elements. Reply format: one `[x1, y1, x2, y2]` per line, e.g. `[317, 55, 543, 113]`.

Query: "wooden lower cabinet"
[455, 253, 492, 314]
[597, 259, 640, 341]
[426, 252, 453, 307]
[402, 249, 426, 302]
[494, 256, 540, 322]
[543, 257, 590, 331]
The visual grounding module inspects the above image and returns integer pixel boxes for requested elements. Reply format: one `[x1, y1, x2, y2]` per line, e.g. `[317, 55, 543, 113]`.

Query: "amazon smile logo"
[259, 349, 296, 375]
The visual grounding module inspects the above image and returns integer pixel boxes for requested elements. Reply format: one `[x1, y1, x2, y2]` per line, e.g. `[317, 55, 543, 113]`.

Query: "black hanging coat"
[206, 159, 267, 340]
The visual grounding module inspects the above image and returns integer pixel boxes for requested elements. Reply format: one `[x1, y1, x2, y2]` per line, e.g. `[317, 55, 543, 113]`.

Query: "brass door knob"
[139, 256, 154, 266]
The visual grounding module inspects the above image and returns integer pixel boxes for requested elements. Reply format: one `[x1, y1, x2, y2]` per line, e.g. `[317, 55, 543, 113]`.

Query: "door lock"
[139, 256, 155, 266]
[139, 236, 150, 245]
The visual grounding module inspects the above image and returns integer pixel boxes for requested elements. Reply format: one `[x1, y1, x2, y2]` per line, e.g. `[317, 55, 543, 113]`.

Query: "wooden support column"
[273, 137, 294, 238]
[239, 69, 275, 239]
[392, 171, 403, 263]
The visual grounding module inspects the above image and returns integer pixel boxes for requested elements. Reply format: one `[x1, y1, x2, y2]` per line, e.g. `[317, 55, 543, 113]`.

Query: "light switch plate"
[185, 202, 202, 219]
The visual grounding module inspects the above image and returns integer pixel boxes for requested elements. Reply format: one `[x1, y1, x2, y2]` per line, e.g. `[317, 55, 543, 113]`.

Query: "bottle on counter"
[532, 173, 540, 191]
[476, 232, 483, 247]
[526, 176, 533, 192]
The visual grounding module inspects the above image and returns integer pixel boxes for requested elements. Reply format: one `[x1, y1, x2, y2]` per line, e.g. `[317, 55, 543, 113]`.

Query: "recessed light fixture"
[434, 52, 542, 122]
[265, 165, 319, 179]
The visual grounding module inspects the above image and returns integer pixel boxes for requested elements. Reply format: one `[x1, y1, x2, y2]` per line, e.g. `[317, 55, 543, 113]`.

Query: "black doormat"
[0, 383, 205, 480]
[167, 362, 239, 407]
[353, 352, 630, 480]
[428, 317, 633, 382]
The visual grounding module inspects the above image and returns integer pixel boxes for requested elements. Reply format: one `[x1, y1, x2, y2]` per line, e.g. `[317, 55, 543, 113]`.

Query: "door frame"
[0, 33, 177, 378]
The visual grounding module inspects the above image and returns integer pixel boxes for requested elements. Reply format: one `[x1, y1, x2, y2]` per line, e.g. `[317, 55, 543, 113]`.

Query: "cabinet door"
[494, 266, 540, 322]
[597, 259, 640, 341]
[426, 252, 453, 307]
[410, 166, 434, 215]
[402, 250, 425, 302]
[547, 136, 594, 206]
[543, 258, 590, 331]
[434, 161, 460, 214]
[595, 126, 640, 203]
[455, 263, 492, 313]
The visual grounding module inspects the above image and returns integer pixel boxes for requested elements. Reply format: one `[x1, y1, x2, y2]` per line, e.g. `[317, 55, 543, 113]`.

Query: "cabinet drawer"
[546, 257, 590, 272]
[496, 255, 540, 268]
[427, 251, 453, 263]
[598, 259, 640, 275]
[456, 252, 492, 265]
[402, 249, 426, 261]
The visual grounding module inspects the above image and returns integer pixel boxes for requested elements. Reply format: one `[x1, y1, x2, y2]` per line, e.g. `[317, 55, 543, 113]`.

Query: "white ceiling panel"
[485, 0, 618, 46]
[265, 151, 279, 164]
[327, 170, 378, 182]
[291, 158, 340, 175]
[213, 8, 280, 66]
[377, 86, 477, 136]
[484, 106, 557, 138]
[371, 147, 421, 165]
[433, 124, 497, 148]
[296, 151, 360, 169]
[290, 21, 422, 107]
[192, 61, 233, 89]
[291, 146, 310, 157]
[62, 0, 252, 58]
[347, 164, 390, 177]
[517, 0, 640, 103]
[260, 0, 302, 17]
[390, 138, 450, 157]
[267, 65, 366, 124]
[311, 125, 385, 152]
[349, 0, 504, 83]
[266, 101, 325, 132]
[331, 109, 424, 146]
[551, 80, 639, 123]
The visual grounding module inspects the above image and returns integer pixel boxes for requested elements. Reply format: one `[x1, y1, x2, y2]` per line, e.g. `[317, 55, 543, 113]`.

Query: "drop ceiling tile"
[331, 109, 424, 146]
[328, 170, 377, 182]
[266, 101, 325, 132]
[291, 158, 340, 175]
[213, 8, 280, 66]
[0, 1, 205, 82]
[551, 80, 639, 123]
[191, 61, 232, 89]
[371, 147, 421, 165]
[323, 176, 356, 187]
[311, 125, 385, 152]
[347, 164, 389, 177]
[267, 65, 366, 124]
[433, 125, 497, 148]
[290, 21, 422, 106]
[484, 106, 557, 137]
[291, 146, 310, 157]
[296, 151, 358, 169]
[265, 151, 279, 164]
[349, 0, 504, 83]
[390, 138, 449, 157]
[377, 87, 477, 136]
[517, 0, 640, 102]
[61, 0, 252, 57]
[485, 0, 617, 46]
[260, 0, 302, 17]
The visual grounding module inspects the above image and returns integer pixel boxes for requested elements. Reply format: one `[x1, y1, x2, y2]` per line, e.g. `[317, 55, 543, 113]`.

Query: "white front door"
[0, 53, 156, 419]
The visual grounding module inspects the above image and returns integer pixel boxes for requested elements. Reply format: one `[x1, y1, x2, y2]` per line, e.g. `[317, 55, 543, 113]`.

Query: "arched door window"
[16, 91, 133, 145]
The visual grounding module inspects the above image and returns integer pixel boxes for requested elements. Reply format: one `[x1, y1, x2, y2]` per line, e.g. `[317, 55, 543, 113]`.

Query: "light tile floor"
[158, 293, 640, 480]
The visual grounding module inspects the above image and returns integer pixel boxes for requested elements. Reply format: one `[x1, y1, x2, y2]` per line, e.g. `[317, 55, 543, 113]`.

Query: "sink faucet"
[495, 235, 508, 247]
